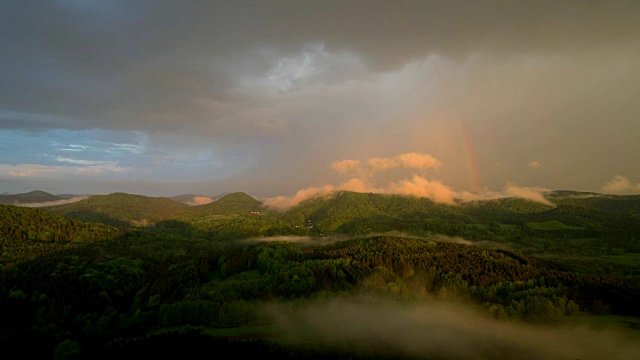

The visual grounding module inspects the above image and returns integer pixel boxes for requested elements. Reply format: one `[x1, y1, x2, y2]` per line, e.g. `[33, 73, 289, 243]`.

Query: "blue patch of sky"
[0, 127, 242, 182]
[0, 128, 148, 167]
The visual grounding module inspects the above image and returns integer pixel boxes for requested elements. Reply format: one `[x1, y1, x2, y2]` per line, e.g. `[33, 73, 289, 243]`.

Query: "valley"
[1, 190, 639, 358]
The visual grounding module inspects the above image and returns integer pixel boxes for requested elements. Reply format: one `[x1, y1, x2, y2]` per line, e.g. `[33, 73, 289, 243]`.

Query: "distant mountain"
[192, 192, 262, 215]
[0, 190, 61, 205]
[44, 192, 190, 226]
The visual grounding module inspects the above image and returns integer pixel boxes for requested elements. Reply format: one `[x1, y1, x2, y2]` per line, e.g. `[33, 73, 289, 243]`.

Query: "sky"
[1, 1, 640, 204]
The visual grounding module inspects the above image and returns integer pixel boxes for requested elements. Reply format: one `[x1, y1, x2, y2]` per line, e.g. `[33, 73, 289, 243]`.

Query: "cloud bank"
[263, 152, 552, 210]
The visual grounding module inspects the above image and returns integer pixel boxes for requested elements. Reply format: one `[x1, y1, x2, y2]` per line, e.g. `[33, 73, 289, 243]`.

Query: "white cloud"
[528, 160, 542, 168]
[602, 175, 640, 195]
[55, 156, 103, 165]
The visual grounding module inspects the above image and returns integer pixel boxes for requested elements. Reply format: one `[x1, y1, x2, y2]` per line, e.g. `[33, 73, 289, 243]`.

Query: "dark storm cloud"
[3, 1, 637, 132]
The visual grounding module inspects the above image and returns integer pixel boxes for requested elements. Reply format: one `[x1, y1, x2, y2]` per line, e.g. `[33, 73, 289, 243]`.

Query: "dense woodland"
[1, 190, 640, 358]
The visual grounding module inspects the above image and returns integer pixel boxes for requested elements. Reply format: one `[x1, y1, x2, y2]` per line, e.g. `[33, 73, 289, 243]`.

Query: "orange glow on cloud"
[263, 152, 554, 210]
[602, 175, 640, 195]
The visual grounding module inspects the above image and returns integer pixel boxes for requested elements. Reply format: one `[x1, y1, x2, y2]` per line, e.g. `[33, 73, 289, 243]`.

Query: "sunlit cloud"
[263, 152, 553, 210]
[2, 162, 128, 178]
[6, 164, 57, 177]
[262, 184, 336, 210]
[367, 152, 442, 173]
[602, 175, 640, 195]
[184, 196, 214, 206]
[504, 184, 553, 205]
[528, 160, 543, 168]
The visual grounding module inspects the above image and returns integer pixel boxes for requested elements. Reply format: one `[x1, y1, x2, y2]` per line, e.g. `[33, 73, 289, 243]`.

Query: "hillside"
[45, 193, 189, 226]
[191, 192, 262, 215]
[270, 190, 640, 257]
[283, 191, 470, 234]
[0, 190, 61, 205]
[0, 204, 126, 263]
[2, 190, 640, 358]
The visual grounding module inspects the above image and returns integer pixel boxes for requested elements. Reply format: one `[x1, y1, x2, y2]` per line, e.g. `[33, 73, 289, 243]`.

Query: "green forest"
[1, 190, 640, 359]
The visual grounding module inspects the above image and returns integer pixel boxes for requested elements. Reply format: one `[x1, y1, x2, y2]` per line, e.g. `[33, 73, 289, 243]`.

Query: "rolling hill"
[0, 204, 126, 263]
[191, 192, 262, 215]
[0, 190, 61, 205]
[277, 190, 640, 241]
[44, 192, 190, 226]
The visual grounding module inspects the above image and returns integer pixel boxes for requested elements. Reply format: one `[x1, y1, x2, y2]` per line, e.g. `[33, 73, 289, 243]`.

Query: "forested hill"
[283, 191, 469, 233]
[279, 190, 640, 241]
[25, 189, 640, 251]
[0, 190, 61, 205]
[191, 192, 262, 215]
[45, 193, 190, 226]
[0, 204, 126, 263]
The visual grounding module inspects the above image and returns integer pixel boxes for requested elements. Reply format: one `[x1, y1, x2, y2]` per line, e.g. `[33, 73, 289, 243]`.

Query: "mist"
[184, 196, 214, 206]
[19, 195, 90, 208]
[267, 297, 640, 360]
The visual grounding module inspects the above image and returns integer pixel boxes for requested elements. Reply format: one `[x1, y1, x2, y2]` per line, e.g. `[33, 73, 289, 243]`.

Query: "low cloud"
[261, 184, 336, 210]
[386, 175, 456, 204]
[268, 298, 640, 360]
[602, 175, 640, 195]
[263, 152, 554, 210]
[528, 160, 543, 168]
[332, 153, 442, 176]
[504, 184, 553, 206]
[456, 184, 554, 206]
[20, 195, 90, 208]
[184, 196, 214, 206]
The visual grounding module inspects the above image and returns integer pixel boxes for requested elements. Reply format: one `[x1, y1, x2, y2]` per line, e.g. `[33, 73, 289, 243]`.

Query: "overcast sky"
[1, 1, 639, 202]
